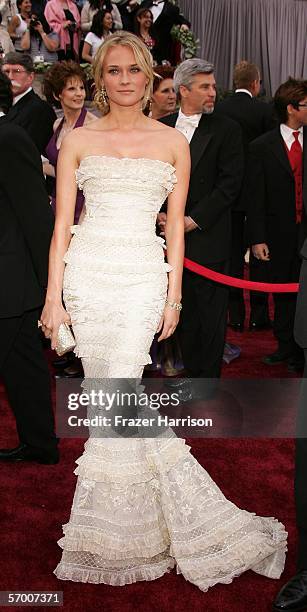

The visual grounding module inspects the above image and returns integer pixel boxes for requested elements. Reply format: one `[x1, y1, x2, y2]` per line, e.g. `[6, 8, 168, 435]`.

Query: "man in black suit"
[0, 72, 58, 464]
[273, 80, 307, 612]
[2, 52, 56, 154]
[216, 60, 275, 331]
[160, 58, 244, 385]
[140, 0, 190, 64]
[247, 78, 307, 371]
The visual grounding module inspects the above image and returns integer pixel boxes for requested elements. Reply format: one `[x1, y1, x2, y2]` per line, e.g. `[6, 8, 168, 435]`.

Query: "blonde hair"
[92, 31, 154, 115]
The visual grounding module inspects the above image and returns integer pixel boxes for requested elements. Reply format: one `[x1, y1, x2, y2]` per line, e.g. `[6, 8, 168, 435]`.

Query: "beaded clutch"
[55, 323, 76, 356]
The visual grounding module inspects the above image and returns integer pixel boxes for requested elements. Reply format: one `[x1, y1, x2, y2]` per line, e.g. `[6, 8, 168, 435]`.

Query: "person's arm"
[112, 4, 122, 29]
[20, 27, 31, 49]
[157, 130, 190, 341]
[7, 14, 20, 39]
[40, 132, 79, 347]
[82, 39, 93, 63]
[246, 142, 269, 261]
[189, 120, 244, 231]
[42, 161, 56, 177]
[35, 23, 59, 51]
[80, 2, 91, 33]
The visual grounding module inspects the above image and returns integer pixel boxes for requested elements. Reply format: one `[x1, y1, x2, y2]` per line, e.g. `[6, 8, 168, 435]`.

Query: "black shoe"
[273, 570, 307, 611]
[164, 378, 194, 402]
[228, 322, 244, 332]
[249, 320, 272, 331]
[0, 443, 59, 464]
[164, 378, 217, 402]
[262, 351, 292, 365]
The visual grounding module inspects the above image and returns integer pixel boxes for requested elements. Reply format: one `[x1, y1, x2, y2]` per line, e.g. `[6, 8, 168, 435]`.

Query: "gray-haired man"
[160, 59, 244, 390]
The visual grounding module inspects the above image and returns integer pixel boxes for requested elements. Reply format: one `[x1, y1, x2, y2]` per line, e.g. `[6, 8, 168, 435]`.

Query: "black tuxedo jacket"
[215, 92, 275, 211]
[0, 117, 54, 318]
[246, 127, 307, 270]
[140, 0, 190, 63]
[160, 112, 244, 264]
[5, 89, 56, 154]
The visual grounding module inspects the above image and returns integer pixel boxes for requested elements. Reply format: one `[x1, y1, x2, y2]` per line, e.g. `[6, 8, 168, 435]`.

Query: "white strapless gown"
[55, 156, 287, 591]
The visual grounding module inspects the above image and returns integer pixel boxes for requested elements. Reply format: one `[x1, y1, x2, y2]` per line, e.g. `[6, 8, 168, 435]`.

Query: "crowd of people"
[0, 4, 307, 609]
[0, 0, 190, 63]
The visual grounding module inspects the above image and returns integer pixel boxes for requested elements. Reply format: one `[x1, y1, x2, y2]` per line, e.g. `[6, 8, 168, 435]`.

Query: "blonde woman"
[40, 32, 286, 591]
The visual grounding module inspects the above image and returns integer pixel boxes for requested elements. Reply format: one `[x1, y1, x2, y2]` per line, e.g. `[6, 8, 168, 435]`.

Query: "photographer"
[44, 0, 80, 60]
[7, 0, 31, 52]
[20, 13, 59, 62]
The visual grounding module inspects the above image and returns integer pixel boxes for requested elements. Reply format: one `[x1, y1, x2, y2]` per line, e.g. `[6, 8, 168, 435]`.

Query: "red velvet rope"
[183, 258, 299, 293]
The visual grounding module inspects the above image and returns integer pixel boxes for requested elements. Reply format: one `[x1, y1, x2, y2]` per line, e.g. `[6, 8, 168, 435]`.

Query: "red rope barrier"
[183, 258, 299, 293]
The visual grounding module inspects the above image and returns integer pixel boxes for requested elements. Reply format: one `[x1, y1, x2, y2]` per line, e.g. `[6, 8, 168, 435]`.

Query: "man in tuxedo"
[215, 60, 275, 331]
[0, 72, 58, 464]
[160, 58, 244, 385]
[273, 82, 307, 612]
[140, 0, 190, 64]
[112, 0, 140, 31]
[247, 78, 307, 371]
[2, 52, 56, 154]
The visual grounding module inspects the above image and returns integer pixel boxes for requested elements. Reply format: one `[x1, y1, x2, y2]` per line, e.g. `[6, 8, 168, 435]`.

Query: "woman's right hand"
[40, 300, 71, 351]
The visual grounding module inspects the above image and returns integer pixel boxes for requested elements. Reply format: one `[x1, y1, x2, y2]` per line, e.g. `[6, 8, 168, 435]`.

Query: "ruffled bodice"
[63, 156, 177, 275]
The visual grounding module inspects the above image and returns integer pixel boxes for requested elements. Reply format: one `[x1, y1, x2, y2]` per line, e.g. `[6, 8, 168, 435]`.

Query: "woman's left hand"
[156, 306, 180, 342]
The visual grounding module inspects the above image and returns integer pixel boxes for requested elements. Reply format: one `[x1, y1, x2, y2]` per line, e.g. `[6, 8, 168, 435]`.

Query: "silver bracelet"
[165, 299, 182, 311]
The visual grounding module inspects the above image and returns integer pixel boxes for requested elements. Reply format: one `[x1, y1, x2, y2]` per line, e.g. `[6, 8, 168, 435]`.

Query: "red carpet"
[0, 321, 300, 612]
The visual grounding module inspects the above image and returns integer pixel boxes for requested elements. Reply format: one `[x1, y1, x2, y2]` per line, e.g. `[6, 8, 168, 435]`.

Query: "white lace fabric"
[56, 157, 287, 590]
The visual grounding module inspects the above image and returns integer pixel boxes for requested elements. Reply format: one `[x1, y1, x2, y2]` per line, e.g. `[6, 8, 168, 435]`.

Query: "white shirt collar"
[175, 108, 202, 142]
[235, 88, 253, 98]
[280, 124, 303, 150]
[0, 111, 5, 117]
[13, 87, 33, 106]
[151, 1, 164, 22]
[177, 108, 202, 122]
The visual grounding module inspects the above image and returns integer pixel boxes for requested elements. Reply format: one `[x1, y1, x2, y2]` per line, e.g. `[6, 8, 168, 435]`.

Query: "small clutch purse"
[55, 323, 76, 356]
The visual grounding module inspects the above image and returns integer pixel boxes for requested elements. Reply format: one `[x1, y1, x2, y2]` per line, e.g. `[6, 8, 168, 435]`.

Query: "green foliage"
[171, 24, 199, 59]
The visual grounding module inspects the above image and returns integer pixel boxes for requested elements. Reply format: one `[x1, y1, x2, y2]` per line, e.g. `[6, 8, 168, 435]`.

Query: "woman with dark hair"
[81, 0, 121, 34]
[8, 0, 31, 52]
[134, 7, 155, 55]
[81, 9, 112, 63]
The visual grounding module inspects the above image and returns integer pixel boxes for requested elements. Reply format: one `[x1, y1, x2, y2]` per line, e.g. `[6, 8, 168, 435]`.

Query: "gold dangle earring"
[99, 86, 109, 106]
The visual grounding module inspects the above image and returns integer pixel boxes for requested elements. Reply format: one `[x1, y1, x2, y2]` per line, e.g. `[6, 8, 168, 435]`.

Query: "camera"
[67, 21, 77, 33]
[30, 16, 40, 27]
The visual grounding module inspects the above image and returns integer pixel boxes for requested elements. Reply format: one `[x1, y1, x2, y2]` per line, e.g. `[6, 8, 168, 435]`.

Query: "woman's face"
[102, 45, 149, 110]
[103, 12, 113, 31]
[58, 77, 86, 111]
[20, 0, 32, 14]
[152, 78, 176, 115]
[137, 11, 153, 30]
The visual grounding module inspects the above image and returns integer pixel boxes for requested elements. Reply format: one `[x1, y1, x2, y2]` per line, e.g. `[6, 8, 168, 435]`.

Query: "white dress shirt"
[280, 123, 303, 150]
[0, 111, 5, 117]
[13, 87, 33, 106]
[175, 108, 202, 143]
[151, 0, 165, 22]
